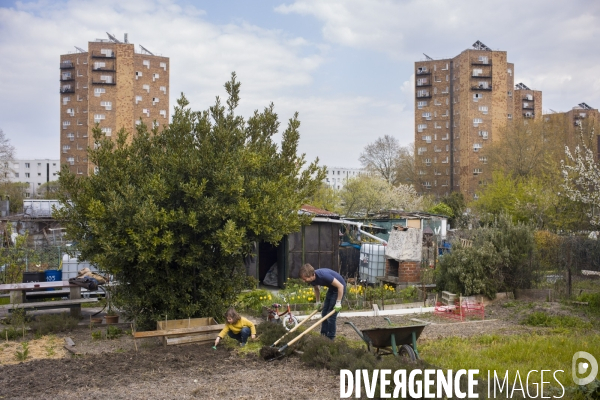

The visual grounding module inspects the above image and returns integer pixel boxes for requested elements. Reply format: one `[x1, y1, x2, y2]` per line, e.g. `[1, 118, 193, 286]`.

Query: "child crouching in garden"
[214, 307, 256, 347]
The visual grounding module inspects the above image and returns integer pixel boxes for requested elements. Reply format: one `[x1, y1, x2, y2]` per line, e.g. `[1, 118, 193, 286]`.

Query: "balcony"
[471, 74, 492, 78]
[60, 87, 75, 94]
[523, 113, 535, 119]
[92, 80, 116, 85]
[91, 51, 115, 59]
[522, 105, 534, 110]
[416, 69, 431, 75]
[93, 65, 116, 72]
[416, 82, 432, 87]
[471, 85, 492, 91]
[60, 76, 74, 82]
[471, 60, 492, 65]
[416, 92, 432, 98]
[60, 62, 74, 69]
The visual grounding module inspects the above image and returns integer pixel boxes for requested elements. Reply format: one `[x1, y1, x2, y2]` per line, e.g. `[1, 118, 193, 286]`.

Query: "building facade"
[60, 34, 169, 175]
[414, 41, 542, 199]
[544, 103, 600, 158]
[324, 167, 365, 190]
[8, 159, 60, 198]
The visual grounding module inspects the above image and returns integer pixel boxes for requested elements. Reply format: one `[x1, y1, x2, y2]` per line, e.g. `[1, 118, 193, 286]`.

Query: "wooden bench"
[0, 298, 99, 318]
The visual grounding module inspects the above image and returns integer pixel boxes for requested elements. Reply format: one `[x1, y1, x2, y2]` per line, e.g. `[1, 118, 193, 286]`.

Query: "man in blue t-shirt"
[299, 263, 346, 340]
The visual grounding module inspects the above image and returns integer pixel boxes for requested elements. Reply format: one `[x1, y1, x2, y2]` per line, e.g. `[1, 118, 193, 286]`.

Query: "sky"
[1, 0, 599, 168]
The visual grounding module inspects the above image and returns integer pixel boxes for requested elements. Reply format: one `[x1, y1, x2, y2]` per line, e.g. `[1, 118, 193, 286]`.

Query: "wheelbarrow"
[345, 318, 428, 361]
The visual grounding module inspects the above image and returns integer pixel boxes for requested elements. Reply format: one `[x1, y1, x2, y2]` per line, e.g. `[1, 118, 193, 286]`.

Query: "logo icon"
[572, 351, 598, 385]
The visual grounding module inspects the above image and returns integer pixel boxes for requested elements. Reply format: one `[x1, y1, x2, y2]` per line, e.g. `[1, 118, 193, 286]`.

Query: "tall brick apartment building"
[59, 34, 169, 176]
[414, 41, 541, 199]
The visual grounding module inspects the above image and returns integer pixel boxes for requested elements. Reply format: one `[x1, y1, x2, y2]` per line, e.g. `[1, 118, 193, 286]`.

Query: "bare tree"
[359, 135, 399, 185]
[394, 142, 415, 185]
[0, 129, 15, 185]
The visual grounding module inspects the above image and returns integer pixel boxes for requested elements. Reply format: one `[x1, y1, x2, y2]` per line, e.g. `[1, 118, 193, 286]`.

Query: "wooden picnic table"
[0, 281, 91, 317]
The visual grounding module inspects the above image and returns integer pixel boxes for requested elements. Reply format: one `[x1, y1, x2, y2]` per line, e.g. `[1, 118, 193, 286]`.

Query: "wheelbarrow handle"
[273, 309, 319, 346]
[286, 309, 336, 347]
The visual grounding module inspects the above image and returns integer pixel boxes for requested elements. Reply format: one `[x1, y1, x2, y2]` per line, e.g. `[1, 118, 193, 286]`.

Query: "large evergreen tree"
[56, 74, 325, 328]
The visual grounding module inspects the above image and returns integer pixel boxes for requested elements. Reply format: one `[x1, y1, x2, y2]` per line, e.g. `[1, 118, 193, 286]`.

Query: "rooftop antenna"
[423, 53, 433, 61]
[472, 40, 491, 51]
[74, 46, 86, 53]
[139, 44, 154, 55]
[578, 102, 592, 110]
[515, 82, 531, 90]
[106, 32, 122, 43]
[124, 33, 128, 44]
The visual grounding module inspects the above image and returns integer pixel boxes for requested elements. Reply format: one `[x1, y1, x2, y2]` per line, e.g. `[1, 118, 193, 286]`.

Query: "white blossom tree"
[561, 128, 600, 225]
[0, 129, 15, 185]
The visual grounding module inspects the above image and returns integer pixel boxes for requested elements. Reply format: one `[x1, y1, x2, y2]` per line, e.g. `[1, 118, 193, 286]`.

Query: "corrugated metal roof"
[300, 204, 339, 218]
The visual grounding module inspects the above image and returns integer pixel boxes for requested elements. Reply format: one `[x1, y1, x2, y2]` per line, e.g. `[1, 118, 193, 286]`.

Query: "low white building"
[323, 166, 365, 190]
[9, 159, 60, 198]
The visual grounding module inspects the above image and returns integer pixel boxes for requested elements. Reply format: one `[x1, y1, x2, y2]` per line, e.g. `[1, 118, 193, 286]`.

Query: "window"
[94, 114, 105, 123]
[94, 62, 106, 69]
[67, 133, 74, 141]
[508, 91, 512, 97]
[62, 145, 70, 153]
[152, 97, 159, 106]
[479, 131, 489, 139]
[94, 88, 105, 97]
[160, 86, 167, 94]
[62, 121, 70, 129]
[135, 95, 142, 104]
[507, 68, 512, 76]
[473, 93, 483, 102]
[160, 62, 167, 71]
[473, 168, 483, 175]
[25, 173, 30, 178]
[508, 114, 513, 120]
[101, 127, 112, 136]
[424, 159, 432, 166]
[25, 193, 30, 198]
[422, 135, 432, 143]
[417, 147, 427, 155]
[142, 108, 150, 117]
[37, 172, 41, 176]
[136, 71, 142, 80]
[417, 78, 429, 86]
[143, 60, 150, 68]
[159, 110, 167, 118]
[526, 94, 533, 101]
[523, 102, 530, 108]
[417, 90, 429, 97]
[63, 96, 70, 105]
[478, 81, 489, 89]
[100, 49, 113, 57]
[417, 101, 427, 109]
[472, 68, 483, 76]
[422, 112, 431, 120]
[417, 67, 428, 74]
[143, 84, 150, 93]
[473, 118, 483, 127]
[417, 124, 427, 133]
[473, 143, 483, 152]
[67, 157, 75, 165]
[442, 86, 449, 94]
[66, 108, 75, 116]
[152, 73, 159, 82]
[479, 156, 488, 164]
[479, 106, 488, 114]
[423, 181, 432, 189]
[100, 101, 112, 110]
[100, 75, 113, 83]
[14, 173, 19, 178]
[441, 156, 449, 164]
[478, 56, 488, 64]
[442, 63, 449, 70]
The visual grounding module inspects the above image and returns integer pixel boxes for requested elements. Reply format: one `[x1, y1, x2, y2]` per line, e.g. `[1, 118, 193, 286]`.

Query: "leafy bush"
[237, 290, 274, 313]
[30, 313, 80, 335]
[0, 327, 20, 341]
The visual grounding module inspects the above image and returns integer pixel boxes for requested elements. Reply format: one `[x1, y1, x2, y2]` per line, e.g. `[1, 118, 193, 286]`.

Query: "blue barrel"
[45, 270, 62, 291]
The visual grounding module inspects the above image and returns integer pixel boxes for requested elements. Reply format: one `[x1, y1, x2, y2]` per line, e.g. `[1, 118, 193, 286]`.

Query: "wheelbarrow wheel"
[282, 315, 299, 331]
[398, 344, 416, 361]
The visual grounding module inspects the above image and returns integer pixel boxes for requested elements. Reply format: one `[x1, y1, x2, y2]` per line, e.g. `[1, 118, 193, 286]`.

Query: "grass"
[420, 331, 600, 389]
[522, 311, 593, 329]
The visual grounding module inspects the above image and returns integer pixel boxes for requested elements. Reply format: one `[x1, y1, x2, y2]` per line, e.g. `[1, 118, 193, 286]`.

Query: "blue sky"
[1, 0, 599, 168]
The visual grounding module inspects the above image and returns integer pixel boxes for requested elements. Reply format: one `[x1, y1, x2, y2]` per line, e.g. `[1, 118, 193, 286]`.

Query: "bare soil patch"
[0, 300, 596, 399]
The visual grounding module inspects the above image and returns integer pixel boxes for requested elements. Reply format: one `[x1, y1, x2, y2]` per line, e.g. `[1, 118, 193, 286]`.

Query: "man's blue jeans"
[227, 326, 251, 344]
[321, 288, 346, 340]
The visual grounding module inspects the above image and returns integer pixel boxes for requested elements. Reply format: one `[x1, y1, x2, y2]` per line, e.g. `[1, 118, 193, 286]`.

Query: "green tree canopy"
[56, 73, 325, 328]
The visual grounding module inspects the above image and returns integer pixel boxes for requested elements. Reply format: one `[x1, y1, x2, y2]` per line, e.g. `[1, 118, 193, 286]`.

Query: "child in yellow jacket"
[214, 307, 256, 347]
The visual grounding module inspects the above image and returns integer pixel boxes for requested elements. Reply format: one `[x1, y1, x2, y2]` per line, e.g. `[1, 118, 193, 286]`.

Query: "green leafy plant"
[91, 330, 103, 340]
[56, 73, 325, 330]
[522, 311, 592, 329]
[0, 327, 19, 341]
[15, 341, 29, 361]
[106, 325, 123, 340]
[236, 289, 274, 313]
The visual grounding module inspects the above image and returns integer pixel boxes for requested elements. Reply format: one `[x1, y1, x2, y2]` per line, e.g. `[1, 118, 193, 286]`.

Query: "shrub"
[30, 313, 80, 335]
[237, 290, 274, 314]
[0, 327, 20, 341]
[522, 311, 592, 329]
